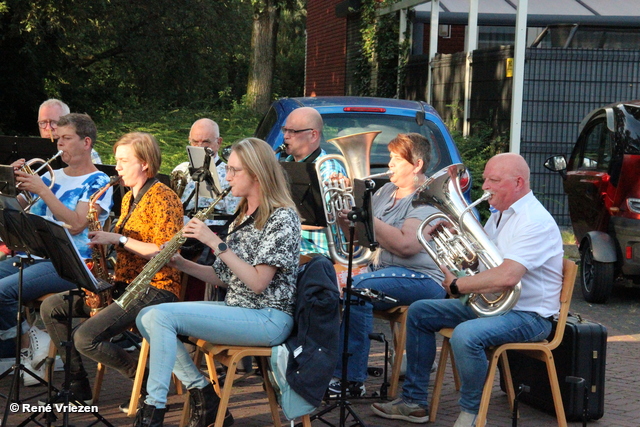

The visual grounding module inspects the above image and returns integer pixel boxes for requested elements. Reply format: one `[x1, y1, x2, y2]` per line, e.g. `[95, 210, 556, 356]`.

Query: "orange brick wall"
[306, 0, 347, 96]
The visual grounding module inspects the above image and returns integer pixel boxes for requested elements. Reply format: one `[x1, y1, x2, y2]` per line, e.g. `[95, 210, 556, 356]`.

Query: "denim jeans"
[333, 266, 446, 383]
[136, 301, 294, 409]
[402, 298, 552, 413]
[0, 257, 77, 340]
[41, 286, 177, 381]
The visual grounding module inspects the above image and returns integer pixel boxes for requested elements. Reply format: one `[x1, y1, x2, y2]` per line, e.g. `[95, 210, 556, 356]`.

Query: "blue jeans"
[402, 298, 552, 413]
[0, 257, 77, 340]
[136, 301, 294, 409]
[333, 266, 446, 383]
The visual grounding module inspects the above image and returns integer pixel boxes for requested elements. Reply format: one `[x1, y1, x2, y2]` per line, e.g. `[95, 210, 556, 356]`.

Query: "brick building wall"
[306, 0, 347, 96]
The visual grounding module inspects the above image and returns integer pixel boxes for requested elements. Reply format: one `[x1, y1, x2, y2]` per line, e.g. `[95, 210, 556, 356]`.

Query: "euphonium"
[16, 150, 63, 209]
[315, 131, 382, 266]
[84, 175, 120, 316]
[115, 186, 231, 311]
[413, 163, 521, 317]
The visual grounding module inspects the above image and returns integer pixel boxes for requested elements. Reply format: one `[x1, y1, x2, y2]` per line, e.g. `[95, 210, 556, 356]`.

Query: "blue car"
[254, 96, 471, 194]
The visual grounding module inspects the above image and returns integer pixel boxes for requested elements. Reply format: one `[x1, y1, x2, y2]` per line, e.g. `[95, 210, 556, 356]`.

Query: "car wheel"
[580, 241, 615, 303]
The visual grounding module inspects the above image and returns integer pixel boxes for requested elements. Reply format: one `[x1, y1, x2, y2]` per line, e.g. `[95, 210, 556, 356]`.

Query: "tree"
[245, 0, 301, 114]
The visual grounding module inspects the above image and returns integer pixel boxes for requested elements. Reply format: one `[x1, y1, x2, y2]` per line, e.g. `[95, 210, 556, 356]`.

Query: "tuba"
[16, 150, 63, 209]
[315, 131, 383, 266]
[413, 164, 521, 317]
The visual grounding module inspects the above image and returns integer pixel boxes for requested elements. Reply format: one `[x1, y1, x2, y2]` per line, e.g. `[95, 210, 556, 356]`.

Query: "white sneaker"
[20, 348, 45, 387]
[453, 410, 485, 427]
[28, 326, 51, 370]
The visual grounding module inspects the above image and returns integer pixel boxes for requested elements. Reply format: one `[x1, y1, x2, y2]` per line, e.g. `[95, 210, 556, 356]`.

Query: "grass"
[93, 104, 262, 175]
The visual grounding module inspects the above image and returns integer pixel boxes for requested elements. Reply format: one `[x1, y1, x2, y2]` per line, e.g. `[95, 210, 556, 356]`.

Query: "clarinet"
[115, 187, 232, 310]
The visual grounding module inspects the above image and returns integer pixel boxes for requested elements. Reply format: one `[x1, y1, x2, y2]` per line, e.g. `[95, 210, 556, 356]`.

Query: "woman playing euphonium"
[327, 133, 447, 400]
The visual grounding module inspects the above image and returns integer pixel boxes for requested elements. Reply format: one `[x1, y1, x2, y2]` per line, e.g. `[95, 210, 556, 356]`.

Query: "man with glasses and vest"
[280, 107, 345, 259]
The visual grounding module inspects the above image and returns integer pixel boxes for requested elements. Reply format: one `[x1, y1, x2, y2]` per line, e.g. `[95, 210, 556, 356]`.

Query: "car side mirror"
[544, 155, 567, 179]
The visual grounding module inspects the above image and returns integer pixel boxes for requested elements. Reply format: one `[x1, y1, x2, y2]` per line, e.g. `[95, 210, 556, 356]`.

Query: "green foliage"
[355, 0, 402, 98]
[446, 103, 509, 222]
[94, 104, 261, 175]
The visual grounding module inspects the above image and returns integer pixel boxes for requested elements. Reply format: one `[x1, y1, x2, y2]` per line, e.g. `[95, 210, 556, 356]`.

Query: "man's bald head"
[189, 118, 221, 151]
[482, 152, 531, 212]
[283, 107, 324, 161]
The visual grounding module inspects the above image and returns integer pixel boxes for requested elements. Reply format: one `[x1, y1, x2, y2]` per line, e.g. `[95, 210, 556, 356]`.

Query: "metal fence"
[416, 47, 640, 226]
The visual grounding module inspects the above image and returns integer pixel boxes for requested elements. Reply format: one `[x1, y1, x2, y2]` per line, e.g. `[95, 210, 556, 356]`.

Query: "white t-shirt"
[30, 169, 113, 259]
[484, 191, 564, 317]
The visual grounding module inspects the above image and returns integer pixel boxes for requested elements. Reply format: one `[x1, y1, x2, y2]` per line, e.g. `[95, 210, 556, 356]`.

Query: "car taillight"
[628, 198, 640, 214]
[342, 107, 386, 113]
[626, 246, 633, 259]
[459, 170, 471, 192]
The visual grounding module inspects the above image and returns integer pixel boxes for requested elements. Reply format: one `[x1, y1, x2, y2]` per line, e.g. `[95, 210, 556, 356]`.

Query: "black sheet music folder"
[280, 162, 327, 227]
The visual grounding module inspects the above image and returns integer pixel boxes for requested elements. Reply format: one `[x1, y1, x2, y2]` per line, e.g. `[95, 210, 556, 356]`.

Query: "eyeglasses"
[225, 165, 243, 177]
[281, 127, 314, 135]
[189, 138, 219, 147]
[37, 120, 59, 129]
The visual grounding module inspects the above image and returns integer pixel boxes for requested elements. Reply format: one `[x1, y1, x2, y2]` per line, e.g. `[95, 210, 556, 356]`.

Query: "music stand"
[17, 214, 113, 427]
[0, 192, 53, 426]
[308, 178, 378, 427]
[0, 136, 65, 169]
[280, 162, 326, 227]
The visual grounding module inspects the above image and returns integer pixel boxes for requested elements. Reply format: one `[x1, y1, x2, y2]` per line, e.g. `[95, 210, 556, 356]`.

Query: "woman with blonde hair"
[135, 138, 301, 427]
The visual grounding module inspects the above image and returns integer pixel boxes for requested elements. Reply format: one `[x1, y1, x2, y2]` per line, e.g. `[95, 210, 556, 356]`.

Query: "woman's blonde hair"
[231, 138, 297, 229]
[113, 132, 161, 178]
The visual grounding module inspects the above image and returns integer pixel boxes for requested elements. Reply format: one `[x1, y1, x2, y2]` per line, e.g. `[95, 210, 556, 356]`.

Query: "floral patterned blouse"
[214, 207, 301, 316]
[114, 182, 183, 298]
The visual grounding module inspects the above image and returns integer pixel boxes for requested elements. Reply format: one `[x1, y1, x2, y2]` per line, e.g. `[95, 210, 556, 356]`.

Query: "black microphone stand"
[307, 179, 378, 427]
[184, 148, 218, 217]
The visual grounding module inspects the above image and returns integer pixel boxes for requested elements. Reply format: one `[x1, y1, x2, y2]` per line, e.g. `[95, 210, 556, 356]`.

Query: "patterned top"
[214, 207, 301, 316]
[114, 182, 183, 298]
[32, 169, 113, 259]
[286, 148, 346, 258]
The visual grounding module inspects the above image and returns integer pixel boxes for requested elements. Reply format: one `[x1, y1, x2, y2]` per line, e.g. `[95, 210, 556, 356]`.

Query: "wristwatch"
[449, 278, 460, 296]
[118, 235, 129, 248]
[213, 242, 228, 257]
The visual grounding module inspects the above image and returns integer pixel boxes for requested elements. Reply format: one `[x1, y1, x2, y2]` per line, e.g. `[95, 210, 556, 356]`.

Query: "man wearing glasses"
[37, 99, 102, 164]
[281, 107, 346, 259]
[171, 118, 239, 219]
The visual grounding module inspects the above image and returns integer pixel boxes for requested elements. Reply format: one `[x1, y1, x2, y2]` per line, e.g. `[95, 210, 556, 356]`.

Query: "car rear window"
[320, 113, 452, 174]
[621, 105, 640, 155]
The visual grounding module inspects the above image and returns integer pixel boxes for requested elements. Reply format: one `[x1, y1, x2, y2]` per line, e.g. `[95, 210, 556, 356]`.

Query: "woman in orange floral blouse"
[41, 132, 183, 406]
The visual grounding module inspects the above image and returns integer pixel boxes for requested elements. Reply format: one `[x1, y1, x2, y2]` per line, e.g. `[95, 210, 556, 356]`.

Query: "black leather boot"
[133, 403, 165, 427]
[187, 383, 234, 427]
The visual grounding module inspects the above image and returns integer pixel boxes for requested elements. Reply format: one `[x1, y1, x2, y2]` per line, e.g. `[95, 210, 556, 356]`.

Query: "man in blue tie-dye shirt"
[0, 113, 113, 385]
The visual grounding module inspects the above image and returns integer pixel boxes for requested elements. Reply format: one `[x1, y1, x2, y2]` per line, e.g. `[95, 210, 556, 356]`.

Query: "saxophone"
[84, 175, 120, 316]
[115, 186, 232, 311]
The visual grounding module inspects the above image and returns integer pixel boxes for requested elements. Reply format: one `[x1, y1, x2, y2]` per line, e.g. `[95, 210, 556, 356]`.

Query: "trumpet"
[16, 150, 64, 209]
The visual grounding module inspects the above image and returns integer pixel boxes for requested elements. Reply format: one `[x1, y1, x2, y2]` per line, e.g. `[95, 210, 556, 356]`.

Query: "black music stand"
[280, 162, 326, 227]
[307, 178, 378, 427]
[0, 190, 54, 426]
[22, 214, 113, 427]
[0, 136, 65, 169]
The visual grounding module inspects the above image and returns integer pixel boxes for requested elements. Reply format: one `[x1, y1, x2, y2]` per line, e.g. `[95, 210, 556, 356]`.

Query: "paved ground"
[2, 262, 640, 426]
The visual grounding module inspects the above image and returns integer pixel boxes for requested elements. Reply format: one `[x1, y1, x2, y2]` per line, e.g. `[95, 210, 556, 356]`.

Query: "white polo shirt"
[484, 191, 564, 318]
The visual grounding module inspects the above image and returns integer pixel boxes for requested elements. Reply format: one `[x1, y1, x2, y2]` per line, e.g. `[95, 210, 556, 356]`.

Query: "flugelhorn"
[315, 130, 381, 266]
[413, 163, 521, 317]
[16, 150, 63, 209]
